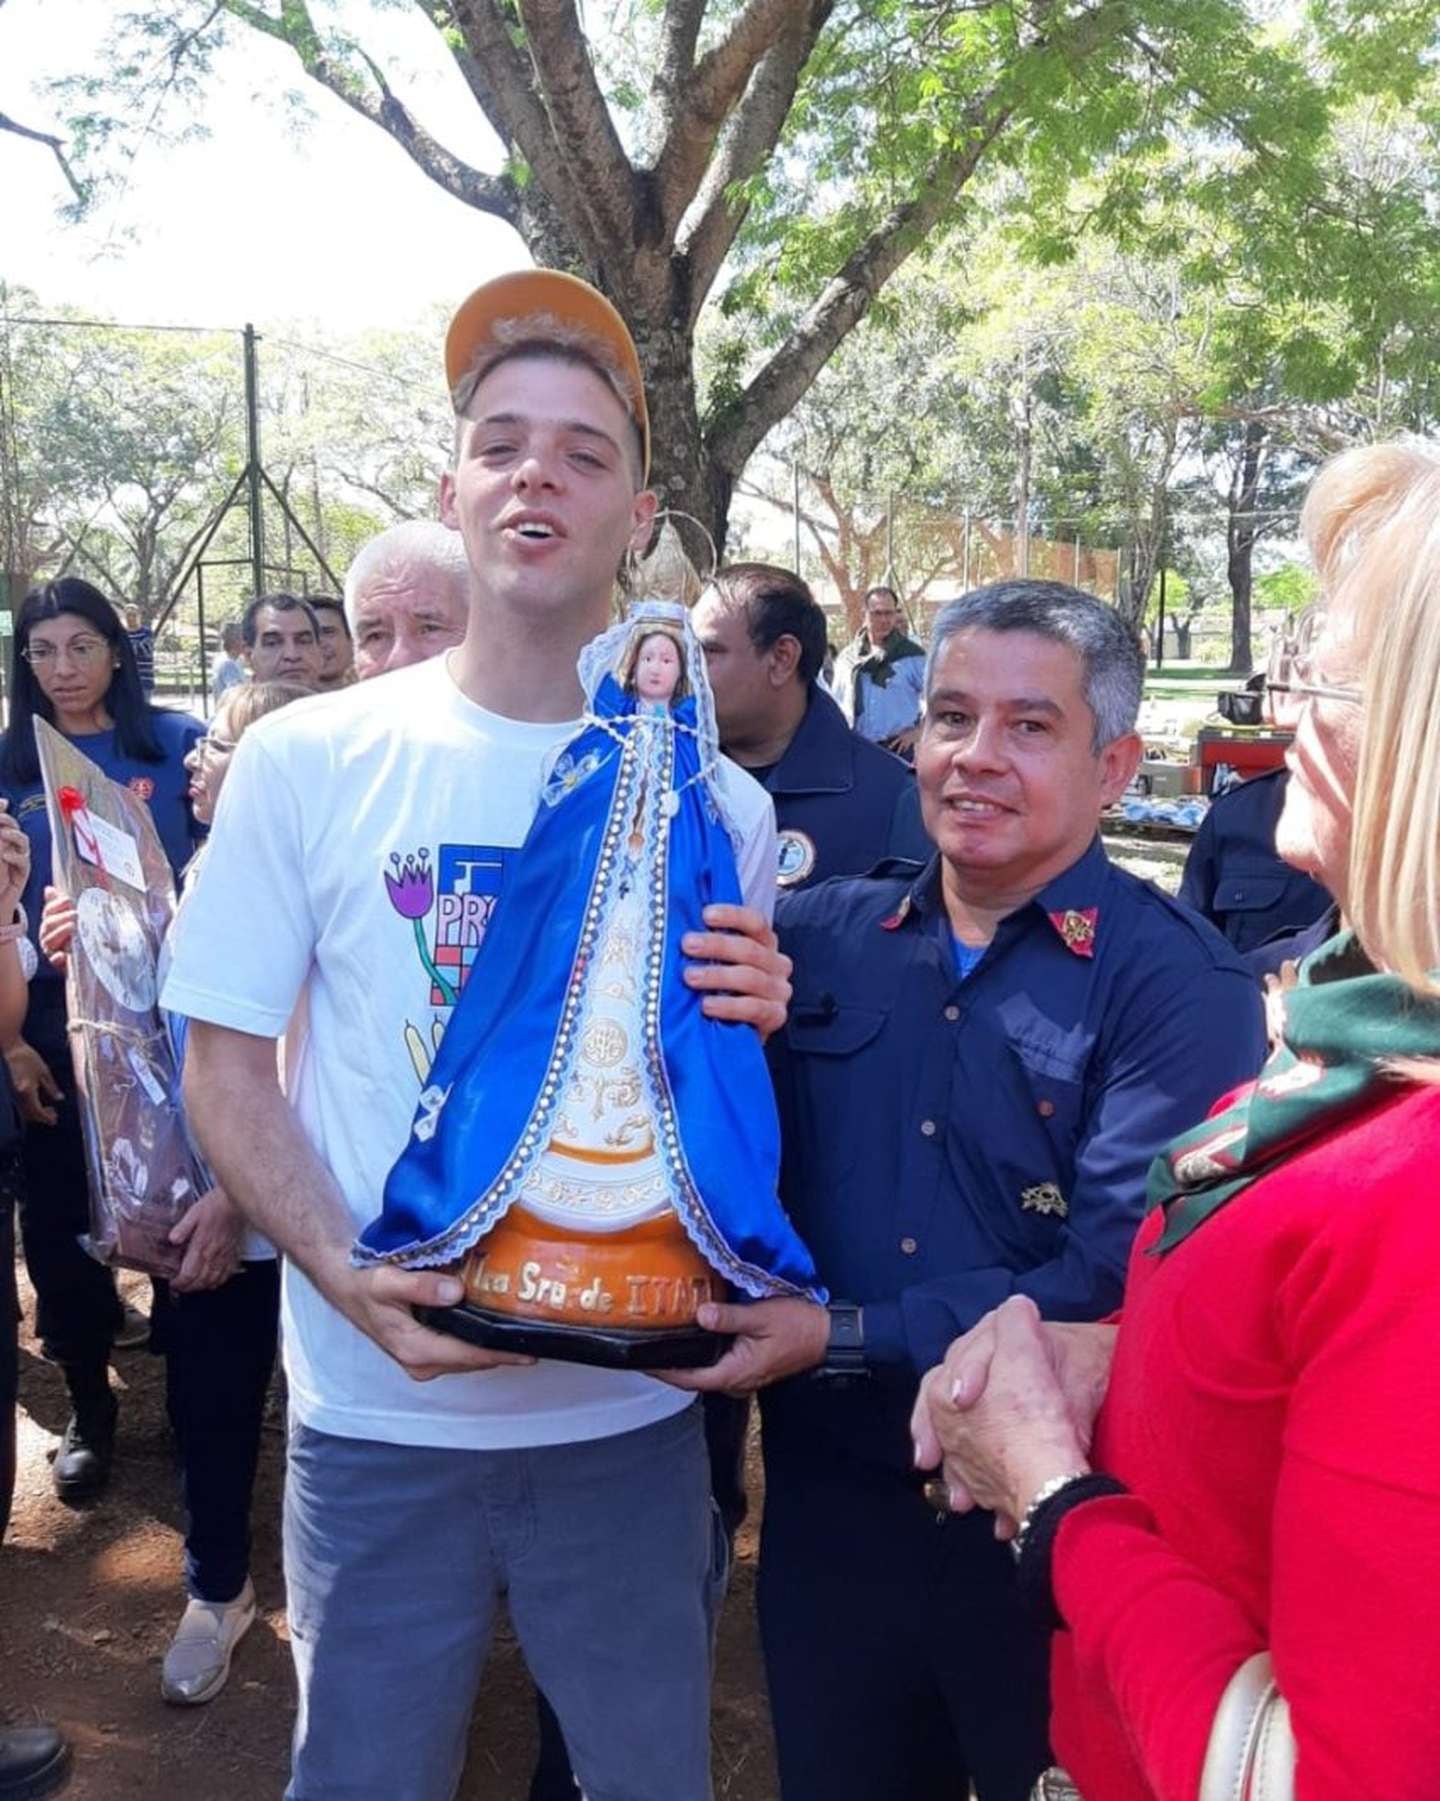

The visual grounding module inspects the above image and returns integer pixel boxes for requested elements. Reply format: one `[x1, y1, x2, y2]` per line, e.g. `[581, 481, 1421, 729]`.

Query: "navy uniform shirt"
[763, 838, 1266, 1470]
[757, 686, 930, 890]
[1180, 767, 1331, 953]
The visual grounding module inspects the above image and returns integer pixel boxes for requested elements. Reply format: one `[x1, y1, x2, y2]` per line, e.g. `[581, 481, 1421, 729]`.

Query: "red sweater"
[1049, 1083, 1440, 1799]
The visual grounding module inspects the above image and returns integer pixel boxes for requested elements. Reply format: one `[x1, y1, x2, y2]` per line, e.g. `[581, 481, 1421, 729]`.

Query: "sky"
[2, 0, 527, 333]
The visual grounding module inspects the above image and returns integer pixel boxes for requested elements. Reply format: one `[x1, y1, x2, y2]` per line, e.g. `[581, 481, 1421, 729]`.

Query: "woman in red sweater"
[912, 439, 1440, 1800]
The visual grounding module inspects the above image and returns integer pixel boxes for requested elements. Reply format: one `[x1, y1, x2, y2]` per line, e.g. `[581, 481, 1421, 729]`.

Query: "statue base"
[414, 1202, 731, 1371]
[415, 1302, 727, 1369]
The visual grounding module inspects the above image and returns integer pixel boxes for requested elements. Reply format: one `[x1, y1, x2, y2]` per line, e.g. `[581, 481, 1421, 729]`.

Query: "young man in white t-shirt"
[161, 271, 788, 1801]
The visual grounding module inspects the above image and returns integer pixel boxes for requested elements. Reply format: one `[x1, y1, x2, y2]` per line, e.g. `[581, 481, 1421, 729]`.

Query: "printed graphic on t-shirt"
[384, 842, 508, 1083]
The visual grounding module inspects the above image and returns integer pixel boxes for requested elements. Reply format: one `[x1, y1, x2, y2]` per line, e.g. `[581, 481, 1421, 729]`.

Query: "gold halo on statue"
[622, 511, 717, 611]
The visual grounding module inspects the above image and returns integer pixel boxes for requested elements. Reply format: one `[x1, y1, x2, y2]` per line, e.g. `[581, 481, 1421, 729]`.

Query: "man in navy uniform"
[686, 561, 930, 1545]
[1180, 765, 1331, 954]
[667, 580, 1266, 1801]
[692, 563, 929, 890]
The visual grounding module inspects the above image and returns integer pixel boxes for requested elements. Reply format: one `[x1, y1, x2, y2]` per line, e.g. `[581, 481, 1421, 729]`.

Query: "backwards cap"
[444, 269, 651, 482]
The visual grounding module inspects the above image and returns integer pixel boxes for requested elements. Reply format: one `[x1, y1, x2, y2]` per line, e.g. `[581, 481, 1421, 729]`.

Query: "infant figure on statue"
[355, 596, 822, 1367]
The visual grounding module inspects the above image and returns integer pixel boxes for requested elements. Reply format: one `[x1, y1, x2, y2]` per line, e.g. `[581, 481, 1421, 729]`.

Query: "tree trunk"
[1226, 420, 1265, 675]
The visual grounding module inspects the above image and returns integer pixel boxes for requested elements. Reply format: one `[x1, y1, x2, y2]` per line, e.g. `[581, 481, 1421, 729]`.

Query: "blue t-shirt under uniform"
[1, 709, 204, 1003]
[952, 938, 986, 981]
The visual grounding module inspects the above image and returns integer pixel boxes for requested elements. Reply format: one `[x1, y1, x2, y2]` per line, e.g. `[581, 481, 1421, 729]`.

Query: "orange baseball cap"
[444, 268, 651, 481]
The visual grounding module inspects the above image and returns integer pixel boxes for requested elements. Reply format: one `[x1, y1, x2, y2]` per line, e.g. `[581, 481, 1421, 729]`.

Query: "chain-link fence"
[4, 306, 1313, 712]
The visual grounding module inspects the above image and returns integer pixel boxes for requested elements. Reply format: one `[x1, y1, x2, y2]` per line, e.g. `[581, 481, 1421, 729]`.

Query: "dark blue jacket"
[1180, 768, 1331, 953]
[759, 686, 929, 890]
[762, 839, 1266, 1471]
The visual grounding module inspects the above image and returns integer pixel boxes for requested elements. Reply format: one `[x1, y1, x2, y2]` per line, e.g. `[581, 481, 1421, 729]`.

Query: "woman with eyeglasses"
[0, 577, 204, 1506]
[41, 676, 310, 1705]
[912, 441, 1440, 1800]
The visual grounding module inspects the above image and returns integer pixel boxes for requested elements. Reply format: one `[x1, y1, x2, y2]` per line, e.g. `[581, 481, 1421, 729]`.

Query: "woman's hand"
[5, 1037, 62, 1126]
[167, 1187, 245, 1293]
[0, 801, 29, 924]
[910, 1296, 1093, 1533]
[38, 885, 77, 971]
[681, 903, 791, 1040]
[914, 1312, 1118, 1478]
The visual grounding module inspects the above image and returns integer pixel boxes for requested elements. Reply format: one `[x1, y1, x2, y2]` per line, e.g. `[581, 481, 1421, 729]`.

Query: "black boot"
[0, 1725, 71, 1799]
[52, 1372, 117, 1505]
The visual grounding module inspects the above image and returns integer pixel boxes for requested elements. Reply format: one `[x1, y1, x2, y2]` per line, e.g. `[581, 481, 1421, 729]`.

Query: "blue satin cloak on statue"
[356, 674, 824, 1303]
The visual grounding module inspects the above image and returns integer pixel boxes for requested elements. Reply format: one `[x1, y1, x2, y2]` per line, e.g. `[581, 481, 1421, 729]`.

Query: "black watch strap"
[817, 1301, 868, 1378]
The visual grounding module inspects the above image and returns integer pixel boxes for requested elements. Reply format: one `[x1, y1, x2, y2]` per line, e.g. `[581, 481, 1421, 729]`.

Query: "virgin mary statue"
[356, 594, 822, 1366]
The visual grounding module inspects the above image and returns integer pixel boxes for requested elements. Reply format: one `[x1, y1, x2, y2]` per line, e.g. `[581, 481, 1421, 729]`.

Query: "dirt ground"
[1, 1263, 778, 1801]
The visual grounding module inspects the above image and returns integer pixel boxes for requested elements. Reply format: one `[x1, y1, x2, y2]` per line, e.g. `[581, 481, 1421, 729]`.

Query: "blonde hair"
[1302, 440, 1440, 998]
[218, 678, 313, 742]
[616, 624, 689, 701]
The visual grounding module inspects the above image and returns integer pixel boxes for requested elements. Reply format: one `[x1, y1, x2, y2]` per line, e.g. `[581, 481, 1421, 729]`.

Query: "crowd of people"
[2, 264, 1438, 1801]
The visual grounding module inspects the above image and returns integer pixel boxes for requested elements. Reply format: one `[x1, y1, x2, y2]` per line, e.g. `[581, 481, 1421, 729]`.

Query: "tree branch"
[641, 0, 707, 165]
[707, 94, 1017, 478]
[407, 2, 514, 151]
[652, 0, 827, 239]
[446, 0, 615, 268]
[219, 0, 517, 222]
[689, 0, 805, 133]
[514, 0, 637, 254]
[0, 111, 87, 205]
[678, 7, 832, 320]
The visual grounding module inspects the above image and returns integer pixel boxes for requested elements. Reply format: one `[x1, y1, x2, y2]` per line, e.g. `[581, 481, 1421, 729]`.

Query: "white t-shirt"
[160, 653, 777, 1450]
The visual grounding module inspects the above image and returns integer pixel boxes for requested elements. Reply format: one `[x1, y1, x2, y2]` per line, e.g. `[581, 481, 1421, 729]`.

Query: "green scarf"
[1149, 930, 1440, 1253]
[853, 627, 925, 691]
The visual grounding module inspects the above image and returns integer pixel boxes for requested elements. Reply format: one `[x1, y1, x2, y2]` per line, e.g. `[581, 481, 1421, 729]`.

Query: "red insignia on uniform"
[879, 893, 913, 931]
[127, 776, 155, 801]
[1047, 907, 1098, 957]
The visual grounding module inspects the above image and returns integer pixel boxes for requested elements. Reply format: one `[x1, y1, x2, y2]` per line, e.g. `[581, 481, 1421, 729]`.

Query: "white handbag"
[1029, 1651, 1295, 1801]
[1198, 1653, 1295, 1801]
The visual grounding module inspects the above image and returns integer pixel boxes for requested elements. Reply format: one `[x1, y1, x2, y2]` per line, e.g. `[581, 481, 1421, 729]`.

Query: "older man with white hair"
[343, 520, 470, 682]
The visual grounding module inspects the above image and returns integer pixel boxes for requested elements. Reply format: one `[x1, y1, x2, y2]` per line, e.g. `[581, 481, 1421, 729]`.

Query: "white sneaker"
[161, 1578, 257, 1705]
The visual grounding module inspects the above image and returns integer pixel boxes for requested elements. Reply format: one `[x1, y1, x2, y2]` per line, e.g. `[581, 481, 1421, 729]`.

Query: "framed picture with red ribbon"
[34, 717, 203, 1277]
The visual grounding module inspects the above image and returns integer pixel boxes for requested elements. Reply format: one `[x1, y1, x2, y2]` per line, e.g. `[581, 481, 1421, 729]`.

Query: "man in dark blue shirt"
[692, 563, 929, 890]
[667, 580, 1265, 1801]
[1180, 765, 1331, 954]
[124, 605, 156, 694]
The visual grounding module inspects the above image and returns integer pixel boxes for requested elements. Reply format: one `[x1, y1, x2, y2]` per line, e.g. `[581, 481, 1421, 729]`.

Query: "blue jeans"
[284, 1401, 723, 1801]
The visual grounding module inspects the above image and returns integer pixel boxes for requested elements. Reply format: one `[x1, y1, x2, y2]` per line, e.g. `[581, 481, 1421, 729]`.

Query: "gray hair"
[925, 580, 1144, 751]
[342, 522, 471, 629]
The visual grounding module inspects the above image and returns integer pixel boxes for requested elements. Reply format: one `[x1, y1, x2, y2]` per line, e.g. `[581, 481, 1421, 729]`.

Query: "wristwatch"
[816, 1301, 869, 1380]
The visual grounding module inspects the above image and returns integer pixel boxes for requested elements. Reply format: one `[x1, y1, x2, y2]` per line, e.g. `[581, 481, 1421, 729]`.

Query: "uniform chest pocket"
[1003, 1020, 1092, 1159]
[1214, 873, 1287, 917]
[782, 1002, 890, 1187]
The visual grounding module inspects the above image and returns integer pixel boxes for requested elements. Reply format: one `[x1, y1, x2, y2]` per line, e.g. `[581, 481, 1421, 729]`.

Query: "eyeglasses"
[195, 732, 237, 760]
[1266, 649, 1362, 709]
[22, 636, 109, 667]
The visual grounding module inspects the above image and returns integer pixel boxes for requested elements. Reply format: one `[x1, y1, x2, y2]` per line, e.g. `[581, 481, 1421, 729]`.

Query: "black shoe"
[51, 1403, 117, 1504]
[0, 1725, 71, 1799]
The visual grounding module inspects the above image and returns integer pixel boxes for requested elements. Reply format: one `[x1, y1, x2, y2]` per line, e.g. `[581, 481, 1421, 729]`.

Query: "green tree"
[44, 328, 243, 612]
[35, 0, 1392, 551]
